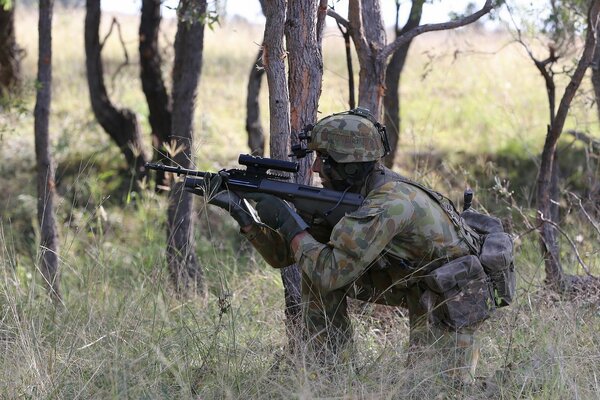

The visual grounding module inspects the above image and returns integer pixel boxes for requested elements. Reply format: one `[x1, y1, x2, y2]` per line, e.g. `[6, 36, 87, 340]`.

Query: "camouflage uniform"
[243, 111, 492, 383]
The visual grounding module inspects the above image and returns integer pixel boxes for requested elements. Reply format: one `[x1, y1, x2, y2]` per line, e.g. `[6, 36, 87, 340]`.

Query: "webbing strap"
[396, 177, 482, 255]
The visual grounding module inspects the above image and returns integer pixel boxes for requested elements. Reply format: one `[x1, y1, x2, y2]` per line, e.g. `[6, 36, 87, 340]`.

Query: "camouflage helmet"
[307, 108, 389, 163]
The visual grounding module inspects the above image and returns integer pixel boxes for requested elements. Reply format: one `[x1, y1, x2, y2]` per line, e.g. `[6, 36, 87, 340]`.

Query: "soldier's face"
[312, 152, 332, 188]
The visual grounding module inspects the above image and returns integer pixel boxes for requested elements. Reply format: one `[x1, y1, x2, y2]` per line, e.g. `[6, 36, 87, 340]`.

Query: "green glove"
[203, 173, 256, 228]
[244, 192, 309, 243]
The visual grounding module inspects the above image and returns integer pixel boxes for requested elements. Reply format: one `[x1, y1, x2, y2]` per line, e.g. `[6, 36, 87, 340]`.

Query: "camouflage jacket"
[243, 164, 474, 293]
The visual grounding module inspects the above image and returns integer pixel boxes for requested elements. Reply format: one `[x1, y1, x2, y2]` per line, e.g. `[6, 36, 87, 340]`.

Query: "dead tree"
[0, 0, 22, 98]
[166, 0, 207, 295]
[85, 0, 148, 181]
[34, 0, 60, 302]
[140, 0, 172, 191]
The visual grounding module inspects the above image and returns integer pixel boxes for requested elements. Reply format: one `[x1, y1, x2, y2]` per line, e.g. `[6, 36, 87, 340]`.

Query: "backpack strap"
[365, 166, 481, 255]
[396, 177, 482, 256]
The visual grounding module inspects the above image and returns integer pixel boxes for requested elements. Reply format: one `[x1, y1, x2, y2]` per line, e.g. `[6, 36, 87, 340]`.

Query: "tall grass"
[0, 7, 598, 399]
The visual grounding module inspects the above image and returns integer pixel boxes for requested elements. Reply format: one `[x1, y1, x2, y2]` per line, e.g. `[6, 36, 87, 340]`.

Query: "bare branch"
[566, 129, 600, 150]
[381, 0, 494, 61]
[567, 192, 600, 238]
[326, 8, 348, 29]
[99, 17, 130, 89]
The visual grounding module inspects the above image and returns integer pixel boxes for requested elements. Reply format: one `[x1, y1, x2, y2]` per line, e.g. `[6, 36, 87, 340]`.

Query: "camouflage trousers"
[301, 267, 480, 384]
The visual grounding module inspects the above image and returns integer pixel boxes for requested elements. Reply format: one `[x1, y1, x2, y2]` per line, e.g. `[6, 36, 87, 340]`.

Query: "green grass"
[1, 7, 599, 399]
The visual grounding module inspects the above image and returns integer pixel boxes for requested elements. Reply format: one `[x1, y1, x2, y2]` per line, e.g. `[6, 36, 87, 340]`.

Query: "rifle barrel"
[144, 163, 207, 177]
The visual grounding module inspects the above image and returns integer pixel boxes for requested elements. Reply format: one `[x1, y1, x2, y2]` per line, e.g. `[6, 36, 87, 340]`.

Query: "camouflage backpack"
[397, 177, 516, 308]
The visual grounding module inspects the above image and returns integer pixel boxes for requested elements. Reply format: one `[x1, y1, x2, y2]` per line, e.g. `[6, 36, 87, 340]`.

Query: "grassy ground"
[0, 7, 599, 399]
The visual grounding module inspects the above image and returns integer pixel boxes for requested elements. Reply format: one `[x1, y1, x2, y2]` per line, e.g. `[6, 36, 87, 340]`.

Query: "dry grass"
[0, 6, 599, 399]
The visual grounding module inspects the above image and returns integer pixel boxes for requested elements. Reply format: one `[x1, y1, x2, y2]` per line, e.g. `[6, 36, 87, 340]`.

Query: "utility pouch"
[460, 209, 504, 234]
[424, 255, 494, 329]
[479, 232, 516, 307]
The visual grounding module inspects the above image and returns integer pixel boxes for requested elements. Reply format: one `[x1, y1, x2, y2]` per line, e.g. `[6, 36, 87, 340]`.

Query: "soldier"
[205, 108, 496, 385]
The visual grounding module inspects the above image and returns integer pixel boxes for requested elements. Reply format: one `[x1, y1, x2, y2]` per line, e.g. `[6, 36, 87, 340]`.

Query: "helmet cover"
[308, 112, 386, 163]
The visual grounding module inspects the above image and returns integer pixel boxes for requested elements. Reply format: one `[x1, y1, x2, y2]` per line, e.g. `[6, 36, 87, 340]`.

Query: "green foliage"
[0, 0, 12, 11]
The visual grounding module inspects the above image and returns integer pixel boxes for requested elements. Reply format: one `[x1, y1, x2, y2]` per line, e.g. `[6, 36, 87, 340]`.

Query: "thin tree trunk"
[140, 0, 172, 191]
[592, 10, 600, 126]
[34, 0, 60, 301]
[0, 0, 21, 97]
[280, 0, 326, 349]
[536, 1, 600, 291]
[85, 0, 148, 181]
[245, 47, 265, 156]
[348, 0, 386, 118]
[167, 0, 207, 295]
[263, 0, 303, 348]
[383, 0, 423, 168]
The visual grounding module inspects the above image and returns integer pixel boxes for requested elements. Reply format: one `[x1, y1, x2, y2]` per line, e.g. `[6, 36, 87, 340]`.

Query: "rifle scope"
[238, 154, 299, 173]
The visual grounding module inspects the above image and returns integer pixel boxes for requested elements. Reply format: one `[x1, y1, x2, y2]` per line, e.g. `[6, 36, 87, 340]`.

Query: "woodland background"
[0, 0, 599, 398]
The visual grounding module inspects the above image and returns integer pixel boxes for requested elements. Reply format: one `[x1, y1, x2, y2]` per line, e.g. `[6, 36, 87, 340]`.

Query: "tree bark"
[536, 1, 600, 291]
[245, 47, 266, 156]
[140, 0, 172, 191]
[34, 0, 60, 302]
[85, 0, 148, 181]
[0, 0, 21, 97]
[167, 0, 207, 295]
[263, 0, 303, 348]
[348, 0, 386, 118]
[383, 0, 423, 168]
[279, 0, 326, 349]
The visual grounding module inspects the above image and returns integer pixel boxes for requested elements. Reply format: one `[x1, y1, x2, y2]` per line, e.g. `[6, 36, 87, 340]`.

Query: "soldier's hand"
[204, 173, 255, 228]
[244, 193, 308, 244]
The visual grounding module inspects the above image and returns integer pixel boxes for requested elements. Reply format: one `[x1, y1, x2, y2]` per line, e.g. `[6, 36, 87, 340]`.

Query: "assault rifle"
[145, 154, 364, 230]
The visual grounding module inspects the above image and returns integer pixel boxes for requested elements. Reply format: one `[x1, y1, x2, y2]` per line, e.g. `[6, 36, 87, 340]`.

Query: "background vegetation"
[0, 5, 599, 399]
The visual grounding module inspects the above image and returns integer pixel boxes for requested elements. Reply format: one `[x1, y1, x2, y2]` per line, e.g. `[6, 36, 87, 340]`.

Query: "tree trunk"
[85, 0, 148, 181]
[263, 0, 304, 348]
[342, 28, 356, 110]
[280, 0, 326, 349]
[167, 0, 207, 295]
[345, 0, 493, 122]
[536, 1, 600, 291]
[592, 11, 600, 126]
[34, 0, 60, 302]
[0, 0, 21, 98]
[245, 47, 265, 156]
[383, 0, 423, 168]
[140, 0, 172, 191]
[348, 0, 386, 118]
